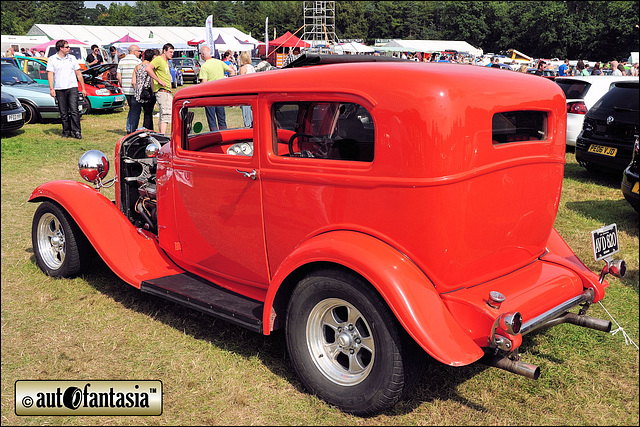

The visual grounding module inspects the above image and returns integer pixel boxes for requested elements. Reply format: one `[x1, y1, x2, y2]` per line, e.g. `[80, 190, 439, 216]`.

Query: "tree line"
[2, 1, 638, 62]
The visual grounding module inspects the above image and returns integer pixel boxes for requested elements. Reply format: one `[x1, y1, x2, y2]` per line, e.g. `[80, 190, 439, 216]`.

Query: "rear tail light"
[568, 101, 587, 114]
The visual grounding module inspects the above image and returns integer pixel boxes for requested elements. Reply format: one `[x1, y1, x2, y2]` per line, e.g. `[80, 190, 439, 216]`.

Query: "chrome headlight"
[78, 150, 109, 184]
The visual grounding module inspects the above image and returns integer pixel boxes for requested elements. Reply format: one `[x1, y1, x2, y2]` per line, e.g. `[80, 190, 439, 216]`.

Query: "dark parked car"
[622, 134, 639, 212]
[1, 90, 26, 133]
[576, 81, 639, 173]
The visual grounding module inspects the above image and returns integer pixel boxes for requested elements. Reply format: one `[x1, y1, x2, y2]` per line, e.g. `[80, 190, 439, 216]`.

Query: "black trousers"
[141, 96, 156, 130]
[55, 88, 81, 135]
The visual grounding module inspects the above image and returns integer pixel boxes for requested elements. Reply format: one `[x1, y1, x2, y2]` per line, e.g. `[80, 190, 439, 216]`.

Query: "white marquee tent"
[334, 42, 375, 54]
[26, 24, 259, 49]
[381, 39, 483, 57]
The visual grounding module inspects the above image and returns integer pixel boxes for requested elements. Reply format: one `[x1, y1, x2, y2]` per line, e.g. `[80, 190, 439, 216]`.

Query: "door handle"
[236, 169, 257, 180]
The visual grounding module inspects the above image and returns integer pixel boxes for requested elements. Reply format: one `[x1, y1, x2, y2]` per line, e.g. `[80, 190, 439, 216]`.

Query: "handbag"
[135, 66, 153, 103]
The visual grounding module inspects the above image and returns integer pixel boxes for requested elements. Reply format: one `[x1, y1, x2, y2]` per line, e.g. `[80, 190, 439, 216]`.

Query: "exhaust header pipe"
[481, 355, 540, 380]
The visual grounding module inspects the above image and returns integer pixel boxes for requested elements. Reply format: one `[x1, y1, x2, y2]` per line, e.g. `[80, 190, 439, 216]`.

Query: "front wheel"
[23, 102, 38, 124]
[32, 201, 91, 278]
[286, 269, 422, 415]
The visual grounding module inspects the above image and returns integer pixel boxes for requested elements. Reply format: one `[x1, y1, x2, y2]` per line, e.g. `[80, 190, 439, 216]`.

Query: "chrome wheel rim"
[306, 298, 375, 386]
[37, 212, 65, 270]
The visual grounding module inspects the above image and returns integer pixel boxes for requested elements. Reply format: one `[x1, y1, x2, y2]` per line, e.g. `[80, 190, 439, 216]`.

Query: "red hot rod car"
[29, 55, 625, 415]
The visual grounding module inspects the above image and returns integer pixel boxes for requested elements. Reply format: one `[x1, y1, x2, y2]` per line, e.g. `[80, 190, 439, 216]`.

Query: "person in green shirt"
[145, 43, 174, 134]
[198, 45, 236, 131]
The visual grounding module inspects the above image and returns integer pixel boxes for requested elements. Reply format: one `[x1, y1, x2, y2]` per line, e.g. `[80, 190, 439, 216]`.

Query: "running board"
[140, 273, 263, 333]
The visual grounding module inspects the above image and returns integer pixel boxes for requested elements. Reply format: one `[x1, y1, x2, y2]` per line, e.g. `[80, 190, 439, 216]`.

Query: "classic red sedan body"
[29, 55, 618, 415]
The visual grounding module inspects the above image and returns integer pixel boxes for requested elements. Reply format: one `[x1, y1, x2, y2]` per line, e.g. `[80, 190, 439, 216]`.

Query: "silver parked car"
[1, 63, 88, 124]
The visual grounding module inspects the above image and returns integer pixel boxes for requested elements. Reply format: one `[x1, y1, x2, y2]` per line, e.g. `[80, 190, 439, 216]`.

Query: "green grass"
[1, 100, 638, 425]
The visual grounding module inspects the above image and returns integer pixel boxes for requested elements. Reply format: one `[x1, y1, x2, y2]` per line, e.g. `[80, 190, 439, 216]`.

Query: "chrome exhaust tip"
[481, 355, 540, 380]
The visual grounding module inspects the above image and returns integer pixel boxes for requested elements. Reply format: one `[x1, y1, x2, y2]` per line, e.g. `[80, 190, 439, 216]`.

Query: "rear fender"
[265, 230, 484, 366]
[29, 180, 184, 287]
[542, 228, 608, 302]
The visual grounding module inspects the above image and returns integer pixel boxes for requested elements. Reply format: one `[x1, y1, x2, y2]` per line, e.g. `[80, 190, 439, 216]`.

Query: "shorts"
[155, 91, 172, 124]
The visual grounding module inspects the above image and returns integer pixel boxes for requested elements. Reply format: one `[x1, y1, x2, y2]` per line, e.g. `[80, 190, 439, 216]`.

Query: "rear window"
[556, 79, 591, 99]
[591, 83, 639, 111]
[492, 111, 547, 144]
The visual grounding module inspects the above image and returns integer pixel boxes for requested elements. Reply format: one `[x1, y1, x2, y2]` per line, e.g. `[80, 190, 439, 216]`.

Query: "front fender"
[29, 180, 184, 288]
[265, 230, 484, 366]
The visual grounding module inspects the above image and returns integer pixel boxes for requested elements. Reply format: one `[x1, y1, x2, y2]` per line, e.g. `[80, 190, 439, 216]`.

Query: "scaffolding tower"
[301, 1, 338, 48]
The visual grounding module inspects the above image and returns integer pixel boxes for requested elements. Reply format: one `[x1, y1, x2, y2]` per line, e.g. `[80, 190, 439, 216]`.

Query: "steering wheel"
[288, 133, 315, 156]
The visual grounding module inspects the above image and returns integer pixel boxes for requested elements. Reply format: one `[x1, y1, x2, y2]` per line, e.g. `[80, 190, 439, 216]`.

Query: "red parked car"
[29, 55, 625, 415]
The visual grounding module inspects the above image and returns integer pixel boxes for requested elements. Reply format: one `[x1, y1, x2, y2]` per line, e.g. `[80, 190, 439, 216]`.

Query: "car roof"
[283, 53, 407, 68]
[174, 56, 564, 119]
[556, 76, 639, 103]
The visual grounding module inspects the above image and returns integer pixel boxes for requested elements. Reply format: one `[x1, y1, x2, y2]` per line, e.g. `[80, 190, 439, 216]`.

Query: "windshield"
[592, 83, 639, 111]
[171, 58, 194, 67]
[1, 64, 36, 85]
[555, 79, 591, 99]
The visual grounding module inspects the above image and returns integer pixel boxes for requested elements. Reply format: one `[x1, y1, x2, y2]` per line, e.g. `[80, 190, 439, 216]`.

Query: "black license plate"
[591, 224, 619, 261]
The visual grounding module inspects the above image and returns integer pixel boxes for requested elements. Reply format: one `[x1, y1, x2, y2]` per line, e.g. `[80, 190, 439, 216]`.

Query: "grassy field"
[1, 96, 638, 425]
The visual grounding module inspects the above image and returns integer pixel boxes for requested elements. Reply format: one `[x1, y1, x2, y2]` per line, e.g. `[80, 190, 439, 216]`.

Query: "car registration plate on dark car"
[591, 223, 619, 261]
[588, 144, 617, 156]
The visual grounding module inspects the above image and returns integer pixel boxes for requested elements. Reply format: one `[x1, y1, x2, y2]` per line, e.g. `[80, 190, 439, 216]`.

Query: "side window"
[69, 47, 82, 61]
[181, 102, 255, 156]
[272, 101, 374, 162]
[492, 111, 547, 144]
[27, 59, 46, 80]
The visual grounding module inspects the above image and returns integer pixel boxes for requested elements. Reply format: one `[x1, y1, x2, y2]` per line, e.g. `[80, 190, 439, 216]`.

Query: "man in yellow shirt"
[198, 45, 235, 131]
[145, 43, 174, 134]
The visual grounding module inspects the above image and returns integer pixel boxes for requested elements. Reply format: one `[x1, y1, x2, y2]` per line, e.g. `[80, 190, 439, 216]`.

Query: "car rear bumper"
[576, 134, 633, 172]
[566, 113, 585, 147]
[440, 258, 607, 351]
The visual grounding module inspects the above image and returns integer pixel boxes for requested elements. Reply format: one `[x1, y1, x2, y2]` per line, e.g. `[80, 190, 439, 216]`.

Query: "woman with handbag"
[133, 49, 158, 130]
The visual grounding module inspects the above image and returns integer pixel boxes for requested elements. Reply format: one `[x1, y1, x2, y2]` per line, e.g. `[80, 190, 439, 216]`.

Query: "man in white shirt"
[117, 44, 142, 133]
[46, 39, 87, 139]
[611, 60, 623, 76]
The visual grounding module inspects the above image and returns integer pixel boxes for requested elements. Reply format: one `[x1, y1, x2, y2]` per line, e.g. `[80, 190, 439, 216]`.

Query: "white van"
[44, 44, 109, 69]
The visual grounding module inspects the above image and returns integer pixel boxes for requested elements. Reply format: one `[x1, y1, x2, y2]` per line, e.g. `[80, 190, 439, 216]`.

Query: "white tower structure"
[301, 1, 338, 48]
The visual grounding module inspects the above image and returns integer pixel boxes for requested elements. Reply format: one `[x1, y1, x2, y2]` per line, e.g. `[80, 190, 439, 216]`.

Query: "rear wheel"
[286, 269, 422, 415]
[32, 201, 91, 278]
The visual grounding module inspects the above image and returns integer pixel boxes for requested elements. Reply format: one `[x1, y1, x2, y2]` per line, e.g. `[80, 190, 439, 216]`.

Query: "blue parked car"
[169, 60, 183, 88]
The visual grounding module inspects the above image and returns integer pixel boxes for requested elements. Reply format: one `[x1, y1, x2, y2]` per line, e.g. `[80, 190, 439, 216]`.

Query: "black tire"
[23, 102, 38, 124]
[286, 269, 422, 415]
[32, 201, 92, 278]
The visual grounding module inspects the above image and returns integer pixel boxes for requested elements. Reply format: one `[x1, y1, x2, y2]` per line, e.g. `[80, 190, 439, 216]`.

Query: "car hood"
[82, 63, 117, 77]
[1, 82, 56, 105]
[1, 81, 51, 95]
[1, 90, 20, 103]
